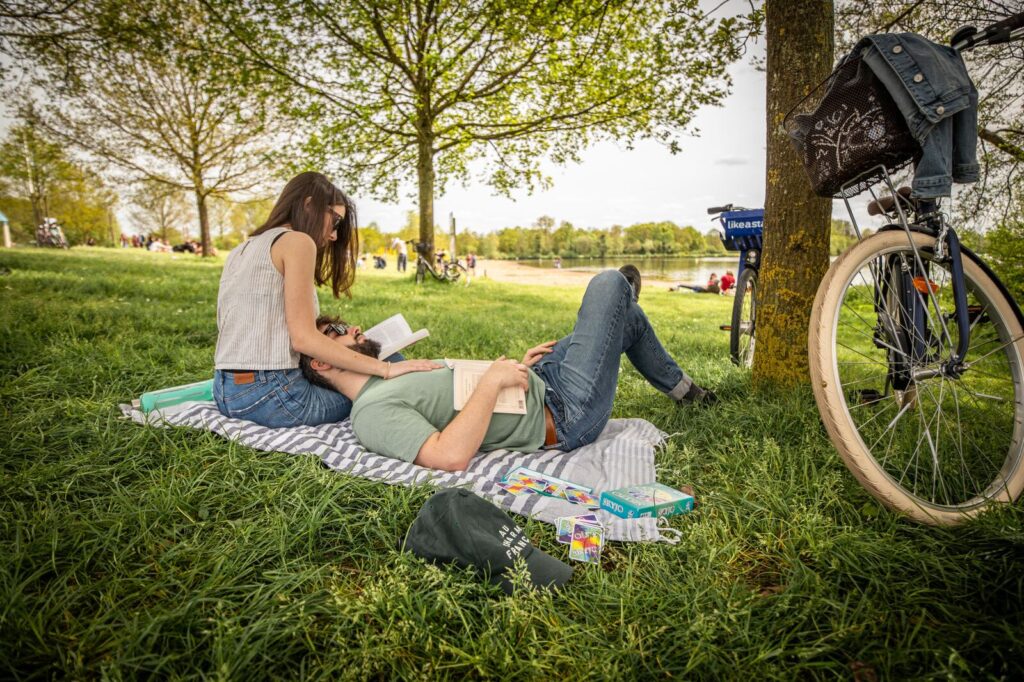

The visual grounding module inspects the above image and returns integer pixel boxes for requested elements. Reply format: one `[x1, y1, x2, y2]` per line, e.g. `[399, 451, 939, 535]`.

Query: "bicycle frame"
[840, 165, 973, 385]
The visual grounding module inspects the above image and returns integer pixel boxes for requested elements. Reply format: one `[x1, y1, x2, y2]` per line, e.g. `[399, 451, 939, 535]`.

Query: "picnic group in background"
[669, 270, 735, 294]
[120, 233, 214, 255]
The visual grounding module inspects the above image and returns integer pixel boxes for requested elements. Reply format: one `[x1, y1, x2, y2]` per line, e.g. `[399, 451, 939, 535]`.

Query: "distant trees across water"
[359, 216, 866, 261]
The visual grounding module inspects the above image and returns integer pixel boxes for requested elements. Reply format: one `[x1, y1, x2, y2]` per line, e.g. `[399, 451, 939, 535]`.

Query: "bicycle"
[709, 204, 763, 367]
[409, 241, 467, 284]
[786, 13, 1024, 525]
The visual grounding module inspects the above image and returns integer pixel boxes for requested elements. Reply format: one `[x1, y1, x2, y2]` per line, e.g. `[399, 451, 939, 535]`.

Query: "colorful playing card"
[542, 482, 568, 499]
[557, 513, 598, 544]
[509, 473, 551, 493]
[498, 481, 537, 496]
[563, 488, 599, 507]
[503, 466, 593, 494]
[569, 521, 604, 564]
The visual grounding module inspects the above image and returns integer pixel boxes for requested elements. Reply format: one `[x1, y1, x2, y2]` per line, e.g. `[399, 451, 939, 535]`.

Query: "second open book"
[445, 359, 528, 414]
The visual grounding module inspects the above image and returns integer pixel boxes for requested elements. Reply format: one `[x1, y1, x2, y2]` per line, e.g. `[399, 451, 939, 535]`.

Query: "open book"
[363, 314, 430, 360]
[446, 359, 528, 415]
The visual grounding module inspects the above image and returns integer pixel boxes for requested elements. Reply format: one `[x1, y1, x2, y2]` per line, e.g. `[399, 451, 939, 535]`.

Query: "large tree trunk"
[416, 132, 435, 262]
[195, 189, 212, 257]
[752, 0, 835, 388]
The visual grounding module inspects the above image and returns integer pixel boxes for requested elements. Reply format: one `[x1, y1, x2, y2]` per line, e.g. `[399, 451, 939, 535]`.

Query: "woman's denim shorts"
[213, 368, 352, 428]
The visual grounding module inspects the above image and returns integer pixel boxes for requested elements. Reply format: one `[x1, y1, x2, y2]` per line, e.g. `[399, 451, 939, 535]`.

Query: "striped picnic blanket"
[121, 401, 675, 543]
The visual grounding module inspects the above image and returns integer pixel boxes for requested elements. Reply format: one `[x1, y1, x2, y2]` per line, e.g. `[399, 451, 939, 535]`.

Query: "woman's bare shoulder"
[272, 229, 316, 252]
[270, 228, 316, 273]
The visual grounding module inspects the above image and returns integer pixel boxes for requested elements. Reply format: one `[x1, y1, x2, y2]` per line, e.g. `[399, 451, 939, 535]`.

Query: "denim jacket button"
[892, 45, 903, 54]
[913, 73, 924, 83]
[936, 105, 945, 115]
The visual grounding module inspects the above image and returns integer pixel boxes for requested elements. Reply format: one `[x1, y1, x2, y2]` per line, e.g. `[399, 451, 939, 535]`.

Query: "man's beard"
[351, 336, 382, 359]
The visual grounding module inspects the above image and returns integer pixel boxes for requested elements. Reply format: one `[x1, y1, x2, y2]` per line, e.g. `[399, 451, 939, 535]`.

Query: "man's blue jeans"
[531, 270, 693, 450]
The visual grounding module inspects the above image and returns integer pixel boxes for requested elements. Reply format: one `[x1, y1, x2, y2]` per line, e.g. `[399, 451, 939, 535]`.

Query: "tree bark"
[753, 0, 835, 388]
[195, 189, 211, 257]
[416, 133, 435, 262]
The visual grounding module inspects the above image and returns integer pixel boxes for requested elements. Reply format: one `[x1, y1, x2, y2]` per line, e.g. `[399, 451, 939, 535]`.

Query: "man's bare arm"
[414, 359, 528, 472]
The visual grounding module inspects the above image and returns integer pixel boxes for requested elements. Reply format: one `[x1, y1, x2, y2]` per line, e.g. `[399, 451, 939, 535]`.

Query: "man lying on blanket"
[300, 266, 716, 472]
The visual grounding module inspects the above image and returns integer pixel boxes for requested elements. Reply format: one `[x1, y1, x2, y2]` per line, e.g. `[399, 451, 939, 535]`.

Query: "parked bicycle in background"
[786, 13, 1024, 525]
[409, 240, 467, 284]
[708, 204, 763, 367]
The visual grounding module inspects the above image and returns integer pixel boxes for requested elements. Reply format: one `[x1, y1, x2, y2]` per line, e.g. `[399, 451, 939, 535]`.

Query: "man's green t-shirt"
[350, 363, 547, 463]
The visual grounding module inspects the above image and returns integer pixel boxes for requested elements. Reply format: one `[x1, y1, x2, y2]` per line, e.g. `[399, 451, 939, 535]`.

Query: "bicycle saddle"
[867, 187, 916, 216]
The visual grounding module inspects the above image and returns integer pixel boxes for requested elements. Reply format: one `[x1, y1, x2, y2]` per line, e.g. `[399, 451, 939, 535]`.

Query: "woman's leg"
[214, 369, 304, 428]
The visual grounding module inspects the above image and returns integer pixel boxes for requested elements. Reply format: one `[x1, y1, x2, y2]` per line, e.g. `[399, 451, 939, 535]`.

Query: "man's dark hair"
[299, 315, 347, 391]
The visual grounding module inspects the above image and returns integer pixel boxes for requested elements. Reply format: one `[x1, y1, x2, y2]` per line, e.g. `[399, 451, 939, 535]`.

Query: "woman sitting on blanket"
[213, 172, 441, 428]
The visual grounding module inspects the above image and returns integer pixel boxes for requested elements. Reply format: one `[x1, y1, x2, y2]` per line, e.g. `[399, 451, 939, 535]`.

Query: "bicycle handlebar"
[707, 204, 733, 214]
[952, 12, 1024, 50]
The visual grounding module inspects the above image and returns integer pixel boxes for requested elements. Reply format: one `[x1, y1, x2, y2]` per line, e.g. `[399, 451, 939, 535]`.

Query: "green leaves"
[204, 0, 753, 244]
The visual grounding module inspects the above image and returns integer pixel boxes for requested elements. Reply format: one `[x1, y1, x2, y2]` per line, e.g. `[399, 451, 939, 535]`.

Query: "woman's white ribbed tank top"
[214, 227, 320, 370]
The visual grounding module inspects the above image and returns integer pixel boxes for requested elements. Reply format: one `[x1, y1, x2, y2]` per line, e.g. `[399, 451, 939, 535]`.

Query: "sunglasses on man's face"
[326, 322, 350, 337]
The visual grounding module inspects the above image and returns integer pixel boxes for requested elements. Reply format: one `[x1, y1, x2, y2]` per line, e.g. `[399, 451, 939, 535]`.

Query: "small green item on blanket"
[137, 379, 214, 413]
[599, 482, 694, 519]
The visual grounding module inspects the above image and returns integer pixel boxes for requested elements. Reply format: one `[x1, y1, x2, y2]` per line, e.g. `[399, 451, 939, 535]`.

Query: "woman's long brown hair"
[251, 172, 358, 298]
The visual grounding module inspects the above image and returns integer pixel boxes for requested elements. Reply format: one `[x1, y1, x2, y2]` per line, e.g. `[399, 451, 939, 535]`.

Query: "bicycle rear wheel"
[444, 262, 466, 282]
[810, 230, 1024, 525]
[730, 268, 757, 367]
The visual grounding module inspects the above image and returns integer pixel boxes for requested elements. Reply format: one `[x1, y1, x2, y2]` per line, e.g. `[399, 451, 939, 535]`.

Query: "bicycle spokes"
[833, 244, 1023, 508]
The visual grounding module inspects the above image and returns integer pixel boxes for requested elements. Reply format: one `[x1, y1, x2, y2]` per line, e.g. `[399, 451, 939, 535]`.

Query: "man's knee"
[587, 269, 631, 301]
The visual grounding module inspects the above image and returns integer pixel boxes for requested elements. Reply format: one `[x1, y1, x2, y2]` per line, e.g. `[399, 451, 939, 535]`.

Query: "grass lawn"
[2, 247, 1023, 679]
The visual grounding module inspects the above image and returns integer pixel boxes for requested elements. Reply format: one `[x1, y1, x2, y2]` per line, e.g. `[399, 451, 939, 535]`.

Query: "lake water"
[517, 256, 740, 285]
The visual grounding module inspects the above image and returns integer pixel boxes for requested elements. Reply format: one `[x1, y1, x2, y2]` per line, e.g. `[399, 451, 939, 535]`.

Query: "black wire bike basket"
[783, 55, 920, 198]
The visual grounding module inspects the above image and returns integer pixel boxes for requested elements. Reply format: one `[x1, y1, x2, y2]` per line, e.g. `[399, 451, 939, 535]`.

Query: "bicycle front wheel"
[810, 230, 1024, 525]
[730, 268, 757, 367]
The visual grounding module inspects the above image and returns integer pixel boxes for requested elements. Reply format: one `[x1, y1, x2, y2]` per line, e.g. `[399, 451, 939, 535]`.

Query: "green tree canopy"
[206, 0, 757, 257]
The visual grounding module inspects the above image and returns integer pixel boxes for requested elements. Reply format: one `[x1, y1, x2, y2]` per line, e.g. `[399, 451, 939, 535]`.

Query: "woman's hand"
[386, 359, 445, 378]
[521, 340, 557, 367]
[483, 356, 529, 391]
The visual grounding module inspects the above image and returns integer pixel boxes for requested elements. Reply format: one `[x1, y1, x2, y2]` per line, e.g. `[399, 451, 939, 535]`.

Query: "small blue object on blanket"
[120, 400, 676, 543]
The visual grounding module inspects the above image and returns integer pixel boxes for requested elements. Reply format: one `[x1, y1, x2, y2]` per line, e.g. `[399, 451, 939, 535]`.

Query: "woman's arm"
[275, 231, 438, 377]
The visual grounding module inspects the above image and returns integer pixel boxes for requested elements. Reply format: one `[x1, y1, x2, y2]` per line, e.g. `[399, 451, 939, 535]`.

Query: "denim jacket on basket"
[850, 33, 979, 198]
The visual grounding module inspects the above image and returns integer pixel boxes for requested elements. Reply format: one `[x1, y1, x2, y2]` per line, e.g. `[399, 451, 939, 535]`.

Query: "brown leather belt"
[543, 404, 558, 446]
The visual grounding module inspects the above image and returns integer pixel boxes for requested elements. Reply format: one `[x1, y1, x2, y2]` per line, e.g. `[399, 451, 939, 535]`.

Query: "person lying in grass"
[300, 267, 717, 472]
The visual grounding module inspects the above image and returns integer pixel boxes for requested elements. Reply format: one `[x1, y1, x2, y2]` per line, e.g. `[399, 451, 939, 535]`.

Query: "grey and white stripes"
[122, 401, 673, 543]
[215, 227, 319, 370]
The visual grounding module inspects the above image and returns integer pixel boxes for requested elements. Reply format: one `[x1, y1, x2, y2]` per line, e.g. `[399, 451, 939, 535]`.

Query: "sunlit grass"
[2, 246, 1023, 679]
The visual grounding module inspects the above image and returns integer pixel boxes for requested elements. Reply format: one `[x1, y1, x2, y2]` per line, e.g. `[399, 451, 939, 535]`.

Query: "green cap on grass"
[401, 488, 573, 594]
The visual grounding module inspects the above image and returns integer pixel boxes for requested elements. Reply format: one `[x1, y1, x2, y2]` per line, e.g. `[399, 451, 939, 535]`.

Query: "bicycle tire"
[809, 230, 1024, 525]
[415, 264, 425, 284]
[730, 268, 757, 367]
[445, 263, 466, 282]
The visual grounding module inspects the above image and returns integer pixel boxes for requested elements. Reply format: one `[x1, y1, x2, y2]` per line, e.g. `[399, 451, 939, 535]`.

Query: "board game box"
[599, 483, 694, 519]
